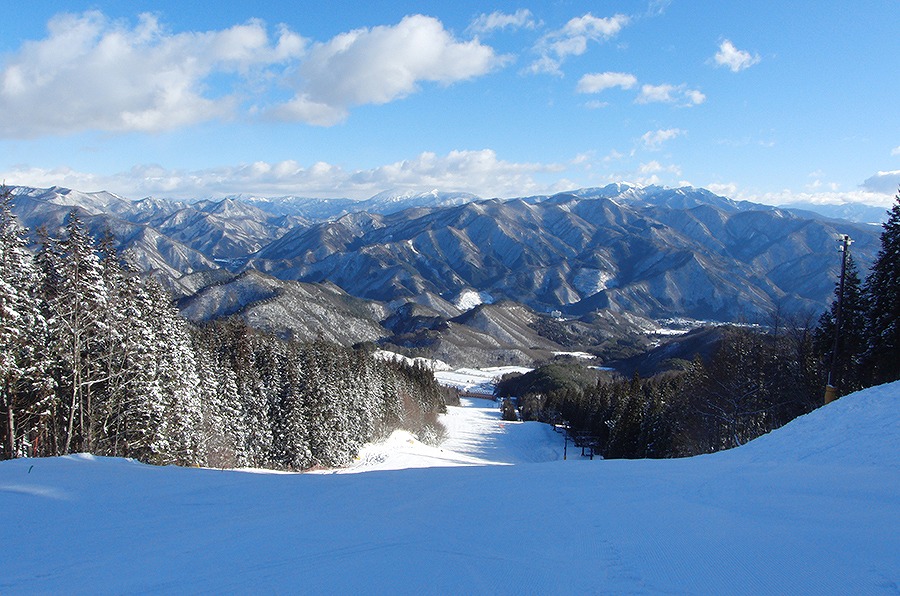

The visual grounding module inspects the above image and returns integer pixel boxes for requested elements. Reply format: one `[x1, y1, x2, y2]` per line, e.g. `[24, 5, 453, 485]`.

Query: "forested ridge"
[497, 191, 900, 459]
[0, 189, 447, 467]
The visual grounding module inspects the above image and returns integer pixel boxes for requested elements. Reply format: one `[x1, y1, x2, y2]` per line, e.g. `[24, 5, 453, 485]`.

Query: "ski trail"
[333, 397, 567, 473]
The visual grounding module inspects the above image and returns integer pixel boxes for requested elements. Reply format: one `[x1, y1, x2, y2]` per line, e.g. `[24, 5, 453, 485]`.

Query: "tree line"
[0, 189, 447, 467]
[497, 192, 900, 458]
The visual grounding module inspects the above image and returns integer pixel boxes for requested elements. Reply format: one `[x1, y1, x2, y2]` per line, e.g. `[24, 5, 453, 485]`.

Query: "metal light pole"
[825, 234, 852, 405]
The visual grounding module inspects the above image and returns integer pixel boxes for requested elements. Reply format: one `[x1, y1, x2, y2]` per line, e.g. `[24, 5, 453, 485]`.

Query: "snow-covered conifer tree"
[0, 188, 52, 458]
[39, 210, 108, 454]
[863, 192, 900, 384]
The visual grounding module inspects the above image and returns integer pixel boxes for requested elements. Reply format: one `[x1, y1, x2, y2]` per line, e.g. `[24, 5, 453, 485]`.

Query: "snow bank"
[730, 380, 900, 467]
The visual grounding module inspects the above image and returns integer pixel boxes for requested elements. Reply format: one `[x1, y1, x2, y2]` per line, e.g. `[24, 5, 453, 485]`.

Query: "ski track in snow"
[0, 381, 897, 594]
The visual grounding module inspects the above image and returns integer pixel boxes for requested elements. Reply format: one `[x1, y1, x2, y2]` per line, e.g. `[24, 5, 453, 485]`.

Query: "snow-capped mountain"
[246, 187, 881, 322]
[224, 189, 481, 221]
[6, 183, 884, 326]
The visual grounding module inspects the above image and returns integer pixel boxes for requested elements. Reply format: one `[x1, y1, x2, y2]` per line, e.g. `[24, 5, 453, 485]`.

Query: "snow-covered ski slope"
[333, 397, 567, 472]
[1, 382, 898, 594]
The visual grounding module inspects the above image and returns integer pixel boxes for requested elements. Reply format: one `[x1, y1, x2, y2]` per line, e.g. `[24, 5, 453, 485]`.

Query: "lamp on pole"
[824, 234, 853, 405]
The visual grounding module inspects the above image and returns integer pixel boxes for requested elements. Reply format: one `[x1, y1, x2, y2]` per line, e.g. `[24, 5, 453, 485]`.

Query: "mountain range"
[242, 184, 881, 321]
[6, 183, 884, 364]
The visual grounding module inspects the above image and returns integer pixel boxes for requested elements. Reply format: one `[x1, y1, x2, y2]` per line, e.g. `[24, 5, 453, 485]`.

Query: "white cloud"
[713, 39, 760, 73]
[272, 15, 506, 125]
[0, 12, 506, 134]
[646, 0, 672, 17]
[891, 146, 900, 156]
[862, 170, 900, 195]
[3, 150, 567, 200]
[0, 11, 304, 137]
[641, 128, 684, 150]
[706, 182, 739, 197]
[684, 89, 707, 105]
[346, 149, 564, 197]
[751, 189, 895, 209]
[628, 161, 682, 186]
[636, 83, 705, 106]
[576, 71, 637, 93]
[528, 13, 629, 75]
[638, 161, 681, 175]
[704, 179, 897, 209]
[468, 9, 536, 34]
[636, 84, 675, 103]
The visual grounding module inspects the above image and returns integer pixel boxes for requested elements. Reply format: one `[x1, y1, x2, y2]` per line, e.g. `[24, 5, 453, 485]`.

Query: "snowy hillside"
[0, 382, 897, 594]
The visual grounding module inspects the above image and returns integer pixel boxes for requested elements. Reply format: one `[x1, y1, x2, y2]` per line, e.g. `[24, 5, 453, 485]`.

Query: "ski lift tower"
[824, 234, 853, 405]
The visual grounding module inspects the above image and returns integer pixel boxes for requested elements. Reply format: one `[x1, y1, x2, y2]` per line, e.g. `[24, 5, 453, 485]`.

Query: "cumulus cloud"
[576, 71, 637, 93]
[0, 11, 304, 137]
[0, 11, 505, 134]
[713, 39, 760, 73]
[636, 83, 705, 106]
[272, 15, 505, 125]
[3, 150, 566, 200]
[528, 13, 629, 75]
[684, 89, 707, 105]
[706, 182, 739, 197]
[891, 146, 900, 156]
[861, 170, 900, 195]
[641, 128, 684, 150]
[468, 9, 536, 34]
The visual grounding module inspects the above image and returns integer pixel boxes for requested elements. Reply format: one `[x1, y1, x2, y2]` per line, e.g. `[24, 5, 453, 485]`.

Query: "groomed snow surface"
[1, 381, 898, 594]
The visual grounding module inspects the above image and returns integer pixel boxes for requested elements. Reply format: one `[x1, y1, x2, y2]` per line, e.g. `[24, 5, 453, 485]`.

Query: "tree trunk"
[2, 381, 15, 458]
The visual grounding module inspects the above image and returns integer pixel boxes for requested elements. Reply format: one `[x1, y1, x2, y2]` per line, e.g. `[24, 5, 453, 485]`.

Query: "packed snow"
[1, 381, 897, 594]
[332, 397, 567, 473]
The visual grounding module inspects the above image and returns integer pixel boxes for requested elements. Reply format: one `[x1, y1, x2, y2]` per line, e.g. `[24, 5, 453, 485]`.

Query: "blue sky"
[1, 1, 897, 205]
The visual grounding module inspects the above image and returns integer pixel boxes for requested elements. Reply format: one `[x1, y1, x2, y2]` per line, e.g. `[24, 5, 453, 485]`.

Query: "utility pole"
[825, 234, 853, 404]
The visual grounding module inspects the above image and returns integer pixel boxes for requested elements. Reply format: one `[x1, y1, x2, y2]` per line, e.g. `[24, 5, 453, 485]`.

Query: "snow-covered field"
[1, 382, 898, 594]
[434, 365, 531, 396]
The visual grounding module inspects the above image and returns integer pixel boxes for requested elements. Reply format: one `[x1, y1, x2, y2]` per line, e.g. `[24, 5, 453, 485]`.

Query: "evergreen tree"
[863, 191, 900, 384]
[95, 272, 163, 460]
[270, 343, 312, 470]
[0, 188, 52, 458]
[43, 210, 109, 454]
[145, 278, 204, 465]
